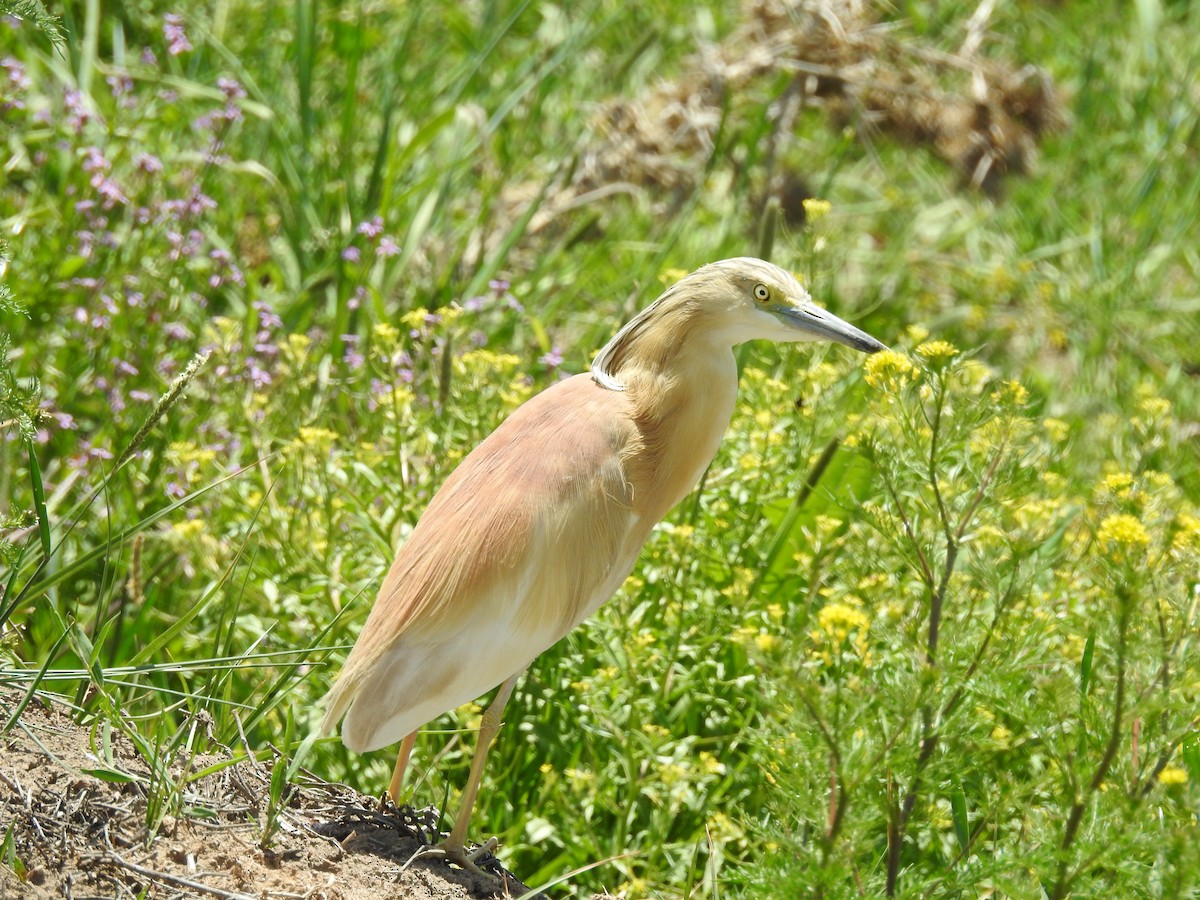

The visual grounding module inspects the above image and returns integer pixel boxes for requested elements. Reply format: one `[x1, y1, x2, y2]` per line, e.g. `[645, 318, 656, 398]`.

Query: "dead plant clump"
[0, 688, 549, 899]
[497, 0, 1065, 258]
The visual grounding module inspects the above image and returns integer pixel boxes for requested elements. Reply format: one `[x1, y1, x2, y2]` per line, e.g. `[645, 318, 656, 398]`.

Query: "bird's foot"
[421, 837, 501, 878]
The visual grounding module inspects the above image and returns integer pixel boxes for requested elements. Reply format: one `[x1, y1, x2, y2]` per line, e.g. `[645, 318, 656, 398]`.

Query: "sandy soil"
[0, 688, 545, 899]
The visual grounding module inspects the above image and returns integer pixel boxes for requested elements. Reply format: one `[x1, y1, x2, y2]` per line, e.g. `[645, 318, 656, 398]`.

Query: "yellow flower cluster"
[296, 426, 338, 449]
[863, 350, 919, 392]
[1043, 418, 1070, 443]
[457, 349, 522, 374]
[372, 322, 400, 345]
[1100, 472, 1134, 498]
[400, 307, 431, 330]
[802, 197, 832, 221]
[809, 599, 871, 667]
[915, 340, 959, 361]
[1096, 513, 1151, 562]
[167, 441, 217, 467]
[1158, 767, 1189, 786]
[1172, 513, 1200, 553]
[991, 379, 1029, 406]
[818, 602, 869, 637]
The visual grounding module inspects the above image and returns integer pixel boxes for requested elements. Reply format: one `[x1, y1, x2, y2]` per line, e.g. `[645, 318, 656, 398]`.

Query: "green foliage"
[1, 0, 1198, 896]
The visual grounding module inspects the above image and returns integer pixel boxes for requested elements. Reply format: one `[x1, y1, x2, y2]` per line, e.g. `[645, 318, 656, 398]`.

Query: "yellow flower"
[1096, 513, 1151, 560]
[1171, 514, 1200, 553]
[1138, 396, 1172, 419]
[171, 519, 205, 538]
[991, 380, 1029, 406]
[755, 632, 780, 652]
[1099, 472, 1134, 499]
[1158, 767, 1188, 786]
[802, 197, 832, 221]
[1043, 418, 1070, 442]
[400, 307, 430, 329]
[372, 322, 400, 344]
[1062, 634, 1087, 663]
[915, 340, 959, 361]
[458, 349, 521, 374]
[297, 426, 338, 450]
[863, 350, 918, 392]
[659, 267, 689, 284]
[990, 725, 1013, 748]
[906, 324, 930, 343]
[699, 751, 726, 776]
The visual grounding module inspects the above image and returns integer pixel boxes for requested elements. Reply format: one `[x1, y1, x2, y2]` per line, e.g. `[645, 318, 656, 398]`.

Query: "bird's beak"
[774, 303, 887, 354]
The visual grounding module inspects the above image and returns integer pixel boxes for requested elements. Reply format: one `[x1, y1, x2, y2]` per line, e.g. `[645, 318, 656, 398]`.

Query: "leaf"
[950, 783, 969, 855]
[1079, 631, 1096, 699]
[1182, 731, 1200, 783]
[26, 440, 50, 558]
[1, 823, 25, 880]
[750, 441, 875, 601]
[81, 767, 141, 784]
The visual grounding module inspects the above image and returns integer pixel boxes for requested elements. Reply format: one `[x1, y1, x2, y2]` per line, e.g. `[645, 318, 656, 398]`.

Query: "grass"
[2, 0, 1198, 896]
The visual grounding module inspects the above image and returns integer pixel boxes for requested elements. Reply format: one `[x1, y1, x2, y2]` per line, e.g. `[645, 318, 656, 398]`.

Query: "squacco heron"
[320, 257, 884, 871]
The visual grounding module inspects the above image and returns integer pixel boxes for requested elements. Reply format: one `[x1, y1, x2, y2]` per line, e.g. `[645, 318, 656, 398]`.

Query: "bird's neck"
[620, 328, 741, 524]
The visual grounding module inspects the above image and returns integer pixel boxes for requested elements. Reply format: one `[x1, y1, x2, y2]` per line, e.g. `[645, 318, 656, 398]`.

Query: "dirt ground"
[0, 688, 551, 899]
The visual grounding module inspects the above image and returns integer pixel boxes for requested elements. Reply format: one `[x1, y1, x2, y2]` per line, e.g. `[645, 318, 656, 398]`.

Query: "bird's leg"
[386, 731, 417, 805]
[434, 672, 522, 874]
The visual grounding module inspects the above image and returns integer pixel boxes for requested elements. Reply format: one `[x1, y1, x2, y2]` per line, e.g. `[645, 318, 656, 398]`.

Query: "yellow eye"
[753, 283, 771, 302]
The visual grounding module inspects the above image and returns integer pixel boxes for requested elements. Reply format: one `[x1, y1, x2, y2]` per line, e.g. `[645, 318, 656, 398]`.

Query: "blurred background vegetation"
[1, 0, 1198, 895]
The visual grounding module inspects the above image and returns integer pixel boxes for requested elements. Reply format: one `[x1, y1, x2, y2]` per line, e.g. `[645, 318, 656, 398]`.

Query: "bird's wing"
[322, 374, 643, 749]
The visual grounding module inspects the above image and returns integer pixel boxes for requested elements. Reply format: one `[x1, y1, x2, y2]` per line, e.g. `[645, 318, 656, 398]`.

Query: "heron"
[320, 257, 885, 872]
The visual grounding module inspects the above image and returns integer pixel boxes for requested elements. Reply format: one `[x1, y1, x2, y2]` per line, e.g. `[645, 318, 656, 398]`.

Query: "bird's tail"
[318, 670, 361, 738]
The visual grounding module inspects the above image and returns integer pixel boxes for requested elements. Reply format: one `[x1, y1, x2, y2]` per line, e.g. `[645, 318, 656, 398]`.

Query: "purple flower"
[216, 77, 246, 99]
[135, 152, 163, 174]
[130, 390, 153, 402]
[356, 216, 383, 239]
[341, 246, 360, 263]
[2, 57, 30, 90]
[1, 57, 29, 110]
[539, 346, 564, 368]
[114, 359, 139, 377]
[106, 70, 134, 98]
[75, 230, 96, 258]
[81, 146, 109, 172]
[93, 176, 127, 207]
[166, 481, 186, 499]
[376, 236, 400, 257]
[254, 301, 282, 329]
[64, 89, 93, 131]
[141, 48, 159, 66]
[488, 279, 510, 293]
[53, 411, 76, 429]
[248, 362, 272, 388]
[163, 14, 192, 56]
[167, 229, 203, 260]
[164, 322, 191, 341]
[463, 296, 486, 312]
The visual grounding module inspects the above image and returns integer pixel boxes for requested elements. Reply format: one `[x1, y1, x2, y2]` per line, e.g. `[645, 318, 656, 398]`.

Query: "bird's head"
[593, 257, 886, 391]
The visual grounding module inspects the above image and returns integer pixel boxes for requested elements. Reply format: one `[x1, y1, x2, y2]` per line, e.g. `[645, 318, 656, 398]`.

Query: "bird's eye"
[753, 283, 771, 303]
